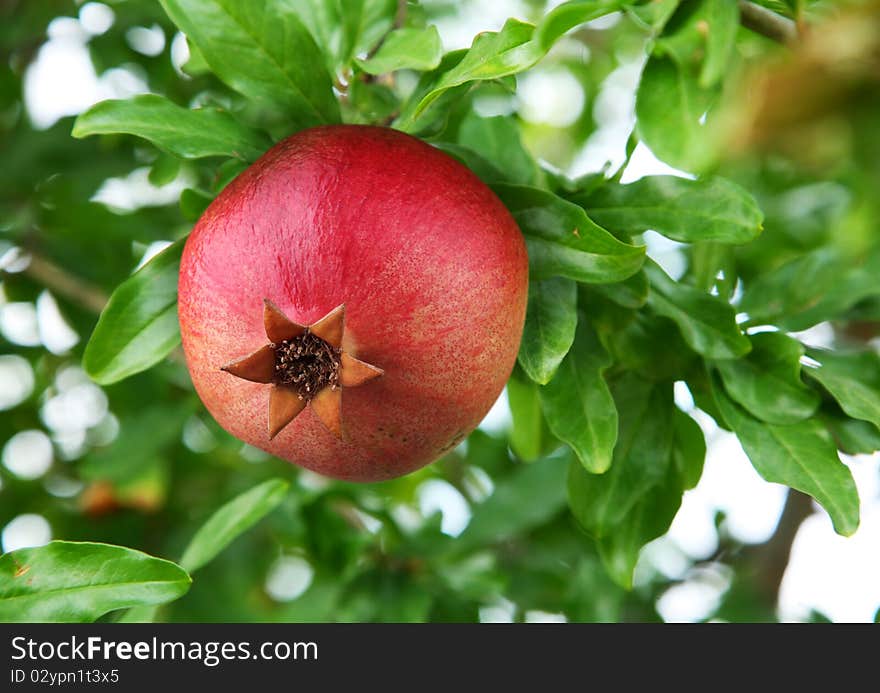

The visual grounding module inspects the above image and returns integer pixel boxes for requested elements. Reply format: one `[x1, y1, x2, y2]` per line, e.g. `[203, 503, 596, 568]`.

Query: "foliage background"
[1, 0, 879, 622]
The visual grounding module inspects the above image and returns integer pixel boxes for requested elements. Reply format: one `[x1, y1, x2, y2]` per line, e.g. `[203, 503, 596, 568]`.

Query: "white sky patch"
[265, 555, 314, 602]
[3, 430, 53, 480]
[2, 514, 51, 553]
[417, 479, 471, 537]
[517, 68, 585, 128]
[0, 355, 35, 411]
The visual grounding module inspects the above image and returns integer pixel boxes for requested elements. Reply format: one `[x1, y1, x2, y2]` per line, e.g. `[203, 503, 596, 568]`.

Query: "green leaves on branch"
[83, 239, 184, 385]
[634, 0, 739, 170]
[740, 247, 880, 331]
[158, 0, 340, 128]
[72, 95, 271, 162]
[578, 175, 764, 244]
[540, 321, 617, 474]
[493, 184, 645, 284]
[804, 349, 880, 429]
[567, 377, 697, 587]
[715, 331, 819, 424]
[357, 26, 442, 74]
[0, 542, 190, 623]
[398, 1, 622, 130]
[713, 381, 860, 536]
[293, 0, 396, 71]
[180, 479, 290, 573]
[645, 261, 751, 359]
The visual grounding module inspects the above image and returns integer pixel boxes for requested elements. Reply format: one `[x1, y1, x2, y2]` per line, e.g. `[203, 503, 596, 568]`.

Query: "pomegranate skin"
[178, 125, 528, 481]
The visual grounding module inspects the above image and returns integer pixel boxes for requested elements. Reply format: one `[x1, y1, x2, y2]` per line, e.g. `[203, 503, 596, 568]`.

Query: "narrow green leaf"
[72, 95, 271, 162]
[518, 277, 578, 385]
[180, 479, 290, 573]
[158, 0, 340, 127]
[713, 380, 860, 536]
[494, 184, 645, 283]
[0, 542, 190, 623]
[804, 348, 880, 429]
[699, 0, 740, 88]
[458, 112, 541, 186]
[646, 260, 751, 360]
[715, 332, 819, 424]
[568, 377, 675, 535]
[507, 371, 548, 461]
[83, 240, 184, 385]
[356, 26, 442, 74]
[577, 175, 763, 244]
[541, 320, 617, 474]
[635, 54, 716, 171]
[673, 407, 706, 490]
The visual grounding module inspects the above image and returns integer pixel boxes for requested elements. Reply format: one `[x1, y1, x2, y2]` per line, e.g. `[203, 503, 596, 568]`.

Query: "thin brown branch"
[739, 1, 799, 45]
[22, 254, 108, 314]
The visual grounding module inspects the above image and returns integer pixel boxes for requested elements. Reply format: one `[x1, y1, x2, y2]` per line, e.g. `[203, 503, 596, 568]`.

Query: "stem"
[738, 1, 799, 45]
[23, 254, 108, 314]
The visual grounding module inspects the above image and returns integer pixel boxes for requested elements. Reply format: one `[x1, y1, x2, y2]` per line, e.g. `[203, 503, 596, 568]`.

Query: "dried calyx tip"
[273, 331, 341, 400]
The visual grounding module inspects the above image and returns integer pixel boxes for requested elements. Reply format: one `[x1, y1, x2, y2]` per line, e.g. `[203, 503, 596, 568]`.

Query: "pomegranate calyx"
[220, 300, 383, 440]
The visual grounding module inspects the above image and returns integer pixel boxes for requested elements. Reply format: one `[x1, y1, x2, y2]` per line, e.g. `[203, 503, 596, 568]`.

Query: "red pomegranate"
[178, 125, 528, 481]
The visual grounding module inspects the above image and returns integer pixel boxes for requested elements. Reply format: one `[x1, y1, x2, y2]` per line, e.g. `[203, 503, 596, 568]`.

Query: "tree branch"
[748, 489, 814, 605]
[22, 254, 108, 314]
[738, 1, 799, 45]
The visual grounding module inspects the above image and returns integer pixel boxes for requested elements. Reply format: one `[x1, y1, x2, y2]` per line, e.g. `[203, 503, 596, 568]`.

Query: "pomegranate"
[178, 125, 528, 481]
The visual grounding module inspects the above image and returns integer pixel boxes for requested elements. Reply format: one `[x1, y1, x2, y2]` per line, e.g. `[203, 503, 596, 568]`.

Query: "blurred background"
[1, 0, 878, 622]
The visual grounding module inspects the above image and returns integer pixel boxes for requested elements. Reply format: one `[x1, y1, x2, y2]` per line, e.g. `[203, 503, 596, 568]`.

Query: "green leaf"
[518, 277, 578, 384]
[591, 270, 649, 309]
[293, 0, 395, 70]
[158, 0, 340, 128]
[673, 406, 706, 490]
[433, 142, 508, 184]
[820, 408, 880, 456]
[568, 377, 675, 535]
[148, 154, 182, 186]
[507, 371, 550, 461]
[740, 247, 880, 331]
[715, 332, 819, 424]
[399, 2, 621, 128]
[646, 260, 751, 360]
[596, 459, 683, 589]
[577, 175, 763, 244]
[692, 241, 735, 297]
[83, 239, 184, 385]
[699, 0, 739, 88]
[458, 112, 541, 186]
[72, 95, 271, 162]
[493, 184, 645, 283]
[713, 380, 860, 536]
[804, 349, 880, 429]
[0, 542, 190, 623]
[180, 479, 290, 573]
[541, 320, 617, 474]
[635, 54, 716, 171]
[356, 26, 442, 74]
[180, 188, 213, 221]
[457, 454, 569, 550]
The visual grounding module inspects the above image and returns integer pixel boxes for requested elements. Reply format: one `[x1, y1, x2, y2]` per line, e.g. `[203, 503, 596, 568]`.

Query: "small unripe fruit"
[179, 125, 528, 481]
